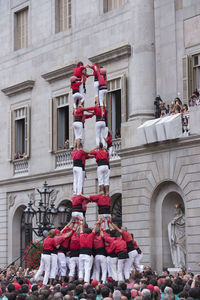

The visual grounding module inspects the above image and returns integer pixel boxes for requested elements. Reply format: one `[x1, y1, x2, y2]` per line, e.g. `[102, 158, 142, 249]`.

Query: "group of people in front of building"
[33, 62, 143, 287]
[34, 218, 142, 286]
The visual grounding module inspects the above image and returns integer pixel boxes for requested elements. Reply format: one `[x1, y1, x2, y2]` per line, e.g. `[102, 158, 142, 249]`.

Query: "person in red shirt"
[86, 63, 100, 105]
[89, 143, 110, 194]
[101, 221, 130, 282]
[86, 102, 107, 148]
[73, 103, 93, 149]
[70, 76, 84, 108]
[68, 222, 80, 282]
[72, 144, 88, 195]
[73, 62, 87, 102]
[78, 219, 99, 283]
[101, 227, 118, 281]
[71, 194, 90, 219]
[97, 67, 107, 117]
[57, 220, 74, 282]
[49, 228, 61, 285]
[92, 224, 107, 283]
[34, 229, 69, 286]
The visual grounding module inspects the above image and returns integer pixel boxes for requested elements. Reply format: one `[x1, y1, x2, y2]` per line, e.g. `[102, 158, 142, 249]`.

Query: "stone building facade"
[0, 0, 200, 273]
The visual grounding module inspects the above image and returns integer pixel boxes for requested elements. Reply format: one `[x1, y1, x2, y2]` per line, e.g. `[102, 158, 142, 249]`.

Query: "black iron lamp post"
[24, 181, 58, 237]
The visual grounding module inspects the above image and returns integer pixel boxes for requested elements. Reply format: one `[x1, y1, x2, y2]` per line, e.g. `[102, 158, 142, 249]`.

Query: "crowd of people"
[1, 263, 200, 299]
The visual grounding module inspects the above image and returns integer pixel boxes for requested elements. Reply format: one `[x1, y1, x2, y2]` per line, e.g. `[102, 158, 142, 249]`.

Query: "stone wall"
[120, 135, 200, 273]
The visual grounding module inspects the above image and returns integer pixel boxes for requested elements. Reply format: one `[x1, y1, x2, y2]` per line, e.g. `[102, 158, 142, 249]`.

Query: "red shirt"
[90, 149, 109, 163]
[90, 64, 99, 80]
[90, 195, 110, 207]
[82, 114, 93, 124]
[121, 230, 133, 242]
[73, 107, 84, 116]
[72, 195, 90, 213]
[71, 81, 82, 91]
[59, 233, 72, 250]
[103, 232, 116, 254]
[72, 195, 88, 206]
[80, 232, 95, 249]
[43, 237, 56, 251]
[70, 232, 80, 250]
[87, 106, 106, 118]
[114, 237, 127, 254]
[93, 234, 104, 250]
[72, 149, 86, 161]
[73, 66, 85, 77]
[82, 153, 89, 166]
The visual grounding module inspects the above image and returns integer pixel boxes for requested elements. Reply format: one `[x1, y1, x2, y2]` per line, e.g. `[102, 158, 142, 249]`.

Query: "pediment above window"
[41, 63, 76, 83]
[2, 80, 35, 96]
[89, 43, 131, 65]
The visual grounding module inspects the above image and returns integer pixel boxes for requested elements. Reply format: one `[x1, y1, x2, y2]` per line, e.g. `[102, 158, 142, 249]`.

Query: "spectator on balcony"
[182, 104, 188, 114]
[15, 152, 25, 160]
[115, 128, 121, 139]
[154, 95, 163, 118]
[174, 97, 182, 108]
[189, 94, 199, 106]
[64, 140, 70, 150]
[174, 105, 181, 114]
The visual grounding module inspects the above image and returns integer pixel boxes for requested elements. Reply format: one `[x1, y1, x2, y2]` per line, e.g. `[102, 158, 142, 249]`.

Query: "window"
[103, 0, 125, 13]
[106, 75, 126, 139]
[55, 0, 71, 33]
[182, 54, 200, 102]
[52, 95, 71, 151]
[9, 105, 30, 160]
[14, 7, 28, 50]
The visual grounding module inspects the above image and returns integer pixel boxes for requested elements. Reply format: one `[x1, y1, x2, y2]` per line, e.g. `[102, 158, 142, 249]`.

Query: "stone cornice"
[1, 80, 35, 96]
[119, 134, 200, 158]
[88, 43, 131, 65]
[41, 63, 76, 83]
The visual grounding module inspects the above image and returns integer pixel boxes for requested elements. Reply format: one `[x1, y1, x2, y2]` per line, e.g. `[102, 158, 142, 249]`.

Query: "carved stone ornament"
[8, 194, 16, 209]
[50, 190, 59, 202]
[28, 191, 35, 205]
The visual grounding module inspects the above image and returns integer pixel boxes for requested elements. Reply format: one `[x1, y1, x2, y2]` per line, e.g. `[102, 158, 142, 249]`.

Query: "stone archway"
[12, 205, 27, 266]
[150, 181, 186, 273]
[111, 193, 122, 227]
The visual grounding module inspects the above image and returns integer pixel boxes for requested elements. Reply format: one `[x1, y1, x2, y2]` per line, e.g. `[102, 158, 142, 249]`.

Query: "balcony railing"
[55, 149, 73, 169]
[13, 159, 29, 175]
[110, 138, 121, 160]
[55, 139, 121, 169]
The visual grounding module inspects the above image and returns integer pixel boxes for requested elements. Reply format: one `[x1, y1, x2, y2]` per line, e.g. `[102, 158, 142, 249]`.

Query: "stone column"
[121, 0, 156, 148]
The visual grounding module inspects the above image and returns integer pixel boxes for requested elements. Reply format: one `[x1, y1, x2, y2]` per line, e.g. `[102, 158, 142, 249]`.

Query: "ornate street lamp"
[24, 181, 60, 237]
[58, 205, 71, 225]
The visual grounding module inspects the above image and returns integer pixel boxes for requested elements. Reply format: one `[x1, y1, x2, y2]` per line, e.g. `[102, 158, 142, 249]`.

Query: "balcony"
[13, 159, 29, 176]
[55, 139, 121, 169]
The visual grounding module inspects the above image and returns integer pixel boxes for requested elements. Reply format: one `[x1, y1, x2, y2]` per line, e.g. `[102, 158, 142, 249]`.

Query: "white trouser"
[134, 253, 143, 273]
[69, 256, 79, 278]
[72, 211, 84, 219]
[73, 166, 83, 195]
[50, 253, 58, 279]
[79, 254, 92, 283]
[73, 92, 84, 108]
[106, 256, 112, 278]
[118, 258, 130, 282]
[110, 257, 118, 281]
[35, 254, 51, 285]
[99, 89, 107, 106]
[126, 250, 138, 276]
[82, 127, 85, 145]
[79, 83, 85, 101]
[73, 122, 83, 140]
[93, 255, 107, 283]
[95, 121, 106, 147]
[97, 165, 109, 186]
[82, 170, 86, 190]
[57, 252, 66, 277]
[94, 81, 99, 98]
[108, 147, 113, 156]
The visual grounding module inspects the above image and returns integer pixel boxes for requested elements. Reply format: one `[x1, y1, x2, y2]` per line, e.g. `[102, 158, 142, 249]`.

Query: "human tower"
[34, 63, 143, 286]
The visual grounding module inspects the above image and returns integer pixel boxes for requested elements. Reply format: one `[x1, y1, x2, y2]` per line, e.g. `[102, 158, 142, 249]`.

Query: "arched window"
[111, 193, 122, 227]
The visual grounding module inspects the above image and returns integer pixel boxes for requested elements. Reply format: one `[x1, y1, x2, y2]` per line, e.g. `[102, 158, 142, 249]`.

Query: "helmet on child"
[70, 76, 77, 83]
[100, 68, 107, 75]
